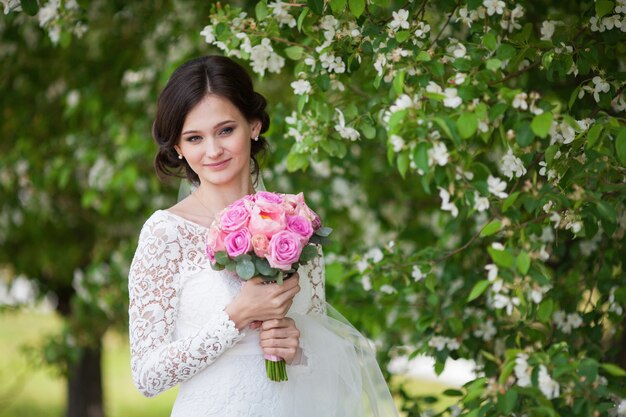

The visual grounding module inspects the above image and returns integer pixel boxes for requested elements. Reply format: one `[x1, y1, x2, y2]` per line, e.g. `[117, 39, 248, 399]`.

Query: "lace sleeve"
[128, 214, 243, 398]
[305, 244, 326, 316]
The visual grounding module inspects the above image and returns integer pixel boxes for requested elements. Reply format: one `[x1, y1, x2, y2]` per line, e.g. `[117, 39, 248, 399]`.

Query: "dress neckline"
[160, 209, 211, 230]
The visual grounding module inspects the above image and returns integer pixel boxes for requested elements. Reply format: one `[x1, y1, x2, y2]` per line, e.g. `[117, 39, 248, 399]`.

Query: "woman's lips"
[205, 158, 231, 168]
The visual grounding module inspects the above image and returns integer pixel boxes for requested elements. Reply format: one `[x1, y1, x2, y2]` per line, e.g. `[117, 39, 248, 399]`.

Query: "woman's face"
[175, 94, 260, 189]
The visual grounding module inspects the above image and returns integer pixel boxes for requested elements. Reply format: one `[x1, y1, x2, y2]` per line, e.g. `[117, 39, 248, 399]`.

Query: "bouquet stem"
[264, 354, 288, 382]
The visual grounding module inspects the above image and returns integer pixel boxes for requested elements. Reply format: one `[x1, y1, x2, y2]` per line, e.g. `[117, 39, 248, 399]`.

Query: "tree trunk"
[67, 344, 104, 417]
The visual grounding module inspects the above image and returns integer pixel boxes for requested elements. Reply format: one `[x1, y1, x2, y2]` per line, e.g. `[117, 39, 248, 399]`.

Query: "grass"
[0, 310, 451, 416]
[0, 310, 176, 417]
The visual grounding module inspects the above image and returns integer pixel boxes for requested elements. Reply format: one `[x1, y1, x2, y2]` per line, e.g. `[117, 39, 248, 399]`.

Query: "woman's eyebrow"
[181, 120, 236, 136]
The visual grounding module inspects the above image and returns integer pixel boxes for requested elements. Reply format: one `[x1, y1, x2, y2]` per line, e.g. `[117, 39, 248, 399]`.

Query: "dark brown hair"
[153, 55, 270, 185]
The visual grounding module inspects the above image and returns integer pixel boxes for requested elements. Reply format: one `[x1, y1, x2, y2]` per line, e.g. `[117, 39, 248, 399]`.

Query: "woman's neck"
[194, 176, 256, 216]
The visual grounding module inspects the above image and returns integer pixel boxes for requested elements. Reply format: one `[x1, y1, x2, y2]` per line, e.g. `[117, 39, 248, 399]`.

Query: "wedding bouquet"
[206, 191, 332, 381]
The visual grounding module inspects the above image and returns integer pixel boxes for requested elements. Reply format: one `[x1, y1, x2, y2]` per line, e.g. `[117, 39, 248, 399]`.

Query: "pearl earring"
[178, 154, 183, 159]
[252, 135, 259, 141]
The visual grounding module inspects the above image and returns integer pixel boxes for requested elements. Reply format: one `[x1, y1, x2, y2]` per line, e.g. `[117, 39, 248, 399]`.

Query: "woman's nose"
[204, 137, 224, 158]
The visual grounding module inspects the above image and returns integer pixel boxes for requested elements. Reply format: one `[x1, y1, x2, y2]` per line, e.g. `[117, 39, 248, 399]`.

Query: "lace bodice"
[128, 210, 326, 398]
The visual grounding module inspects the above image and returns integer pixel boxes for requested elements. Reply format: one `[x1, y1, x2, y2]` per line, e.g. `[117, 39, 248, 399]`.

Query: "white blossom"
[512, 92, 528, 110]
[514, 353, 532, 387]
[426, 81, 443, 94]
[380, 284, 397, 294]
[616, 399, 626, 417]
[443, 88, 462, 108]
[474, 192, 490, 212]
[446, 41, 467, 58]
[2, 0, 21, 14]
[412, 265, 425, 282]
[483, 0, 505, 16]
[389, 9, 410, 32]
[538, 365, 560, 399]
[493, 293, 520, 315]
[389, 134, 405, 152]
[334, 109, 360, 141]
[374, 54, 387, 77]
[250, 38, 285, 76]
[499, 149, 527, 180]
[429, 336, 460, 351]
[438, 187, 459, 217]
[200, 25, 216, 44]
[361, 274, 372, 291]
[428, 142, 449, 166]
[364, 247, 384, 263]
[488, 175, 509, 198]
[540, 20, 558, 41]
[485, 264, 498, 282]
[320, 52, 346, 74]
[553, 310, 583, 333]
[268, 2, 297, 28]
[38, 0, 59, 27]
[414, 21, 431, 38]
[592, 76, 611, 102]
[291, 79, 311, 95]
[474, 319, 497, 341]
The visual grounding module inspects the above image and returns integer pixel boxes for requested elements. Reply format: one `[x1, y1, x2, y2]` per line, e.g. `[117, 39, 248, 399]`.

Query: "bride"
[128, 55, 399, 416]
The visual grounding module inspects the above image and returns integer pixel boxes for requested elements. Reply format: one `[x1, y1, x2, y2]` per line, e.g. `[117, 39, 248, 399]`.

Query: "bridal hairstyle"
[153, 55, 270, 185]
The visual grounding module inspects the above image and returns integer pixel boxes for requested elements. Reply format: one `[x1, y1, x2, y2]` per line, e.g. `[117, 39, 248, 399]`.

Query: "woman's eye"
[187, 135, 202, 142]
[219, 127, 234, 136]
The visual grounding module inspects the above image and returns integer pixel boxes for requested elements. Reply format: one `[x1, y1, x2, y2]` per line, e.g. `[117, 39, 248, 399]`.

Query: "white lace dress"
[128, 210, 398, 417]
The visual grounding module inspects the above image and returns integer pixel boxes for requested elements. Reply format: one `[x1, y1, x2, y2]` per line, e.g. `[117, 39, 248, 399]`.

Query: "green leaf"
[215, 251, 230, 265]
[480, 220, 502, 237]
[488, 247, 514, 268]
[416, 50, 431, 61]
[307, 0, 324, 15]
[348, 0, 365, 17]
[236, 258, 256, 280]
[254, 257, 275, 276]
[596, 201, 617, 222]
[315, 226, 333, 237]
[457, 112, 478, 139]
[397, 151, 410, 178]
[300, 244, 319, 262]
[515, 121, 535, 147]
[387, 110, 407, 133]
[616, 128, 626, 166]
[396, 30, 410, 43]
[600, 363, 626, 377]
[586, 123, 603, 149]
[486, 58, 502, 71]
[329, 0, 347, 13]
[502, 191, 520, 212]
[531, 112, 554, 138]
[425, 274, 436, 293]
[537, 299, 554, 323]
[516, 251, 531, 275]
[284, 46, 304, 60]
[483, 31, 497, 51]
[467, 280, 490, 302]
[498, 390, 518, 414]
[596, 0, 614, 18]
[499, 360, 516, 386]
[286, 152, 309, 172]
[393, 70, 405, 95]
[414, 143, 429, 173]
[297, 7, 309, 31]
[20, 0, 38, 16]
[255, 1, 269, 20]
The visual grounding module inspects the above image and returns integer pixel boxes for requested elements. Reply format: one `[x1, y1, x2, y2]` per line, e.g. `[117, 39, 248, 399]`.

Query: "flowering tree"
[199, 0, 626, 415]
[2, 0, 626, 416]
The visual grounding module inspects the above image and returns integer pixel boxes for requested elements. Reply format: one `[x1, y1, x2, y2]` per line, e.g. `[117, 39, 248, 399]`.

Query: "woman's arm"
[128, 215, 243, 398]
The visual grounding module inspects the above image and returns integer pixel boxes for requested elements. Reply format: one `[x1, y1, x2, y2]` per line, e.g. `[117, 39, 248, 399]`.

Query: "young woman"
[128, 55, 398, 416]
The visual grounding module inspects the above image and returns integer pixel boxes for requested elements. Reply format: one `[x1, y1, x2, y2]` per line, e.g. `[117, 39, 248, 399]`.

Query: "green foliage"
[199, 0, 626, 415]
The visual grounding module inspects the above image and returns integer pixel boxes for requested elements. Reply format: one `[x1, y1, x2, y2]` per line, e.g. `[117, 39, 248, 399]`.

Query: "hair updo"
[153, 55, 270, 185]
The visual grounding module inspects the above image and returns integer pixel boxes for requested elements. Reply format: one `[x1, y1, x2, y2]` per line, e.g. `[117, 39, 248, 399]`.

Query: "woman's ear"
[251, 120, 262, 138]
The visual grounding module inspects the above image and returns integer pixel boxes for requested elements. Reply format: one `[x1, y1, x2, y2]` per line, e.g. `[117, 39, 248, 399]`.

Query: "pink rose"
[267, 231, 303, 270]
[248, 204, 286, 239]
[220, 205, 251, 232]
[251, 234, 270, 258]
[282, 193, 304, 215]
[255, 191, 284, 209]
[286, 215, 314, 242]
[206, 226, 226, 263]
[224, 229, 252, 258]
[296, 203, 321, 231]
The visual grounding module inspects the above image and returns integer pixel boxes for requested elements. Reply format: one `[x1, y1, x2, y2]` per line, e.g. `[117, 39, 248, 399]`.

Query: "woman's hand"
[225, 273, 300, 330]
[259, 317, 301, 365]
